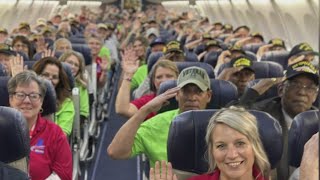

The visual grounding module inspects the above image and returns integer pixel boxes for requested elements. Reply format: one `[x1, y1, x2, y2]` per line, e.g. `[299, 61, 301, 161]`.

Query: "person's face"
[64, 55, 80, 76]
[9, 81, 43, 123]
[18, 28, 30, 36]
[0, 53, 12, 74]
[88, 38, 102, 56]
[282, 75, 318, 118]
[153, 67, 177, 90]
[176, 84, 211, 113]
[151, 44, 165, 53]
[13, 41, 29, 56]
[56, 42, 72, 53]
[0, 33, 8, 43]
[229, 69, 255, 95]
[133, 40, 146, 58]
[236, 28, 249, 38]
[212, 124, 254, 180]
[97, 28, 111, 39]
[40, 64, 60, 87]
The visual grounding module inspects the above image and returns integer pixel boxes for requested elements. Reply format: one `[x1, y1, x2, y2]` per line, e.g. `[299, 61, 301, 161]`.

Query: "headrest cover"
[177, 66, 211, 91]
[0, 107, 30, 163]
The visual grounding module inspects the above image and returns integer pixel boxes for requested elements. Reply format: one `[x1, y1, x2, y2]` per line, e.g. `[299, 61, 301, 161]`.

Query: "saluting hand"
[150, 161, 178, 180]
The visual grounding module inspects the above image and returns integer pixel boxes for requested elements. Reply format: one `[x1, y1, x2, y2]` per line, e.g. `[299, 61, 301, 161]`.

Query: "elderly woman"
[33, 57, 75, 136]
[151, 106, 271, 180]
[8, 70, 72, 180]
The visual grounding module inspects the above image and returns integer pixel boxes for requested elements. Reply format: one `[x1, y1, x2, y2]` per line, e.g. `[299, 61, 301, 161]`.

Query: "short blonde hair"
[205, 106, 270, 177]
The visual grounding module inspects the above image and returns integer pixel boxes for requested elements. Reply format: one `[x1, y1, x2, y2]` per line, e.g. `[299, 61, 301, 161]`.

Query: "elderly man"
[108, 66, 212, 167]
[0, 43, 16, 76]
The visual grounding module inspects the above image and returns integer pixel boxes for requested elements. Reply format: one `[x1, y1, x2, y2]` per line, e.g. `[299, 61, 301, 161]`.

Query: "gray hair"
[205, 106, 270, 177]
[8, 70, 47, 99]
[53, 38, 72, 51]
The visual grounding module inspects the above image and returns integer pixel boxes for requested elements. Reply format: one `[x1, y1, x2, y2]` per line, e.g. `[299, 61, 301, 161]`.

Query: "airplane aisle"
[87, 68, 139, 180]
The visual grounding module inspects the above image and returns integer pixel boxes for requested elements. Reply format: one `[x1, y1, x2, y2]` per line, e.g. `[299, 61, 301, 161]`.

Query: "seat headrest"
[185, 51, 199, 62]
[203, 51, 222, 69]
[0, 106, 29, 163]
[69, 37, 86, 44]
[288, 110, 320, 167]
[0, 76, 56, 116]
[0, 63, 6, 76]
[147, 52, 164, 73]
[72, 44, 92, 65]
[260, 51, 290, 70]
[218, 61, 283, 79]
[242, 43, 265, 54]
[62, 62, 75, 90]
[167, 110, 283, 174]
[24, 60, 36, 69]
[17, 51, 30, 61]
[32, 51, 63, 61]
[157, 79, 238, 113]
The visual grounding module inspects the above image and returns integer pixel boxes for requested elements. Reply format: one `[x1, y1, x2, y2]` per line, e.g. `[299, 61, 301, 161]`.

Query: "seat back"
[72, 44, 92, 65]
[288, 110, 320, 167]
[203, 51, 221, 69]
[185, 51, 199, 62]
[62, 62, 75, 90]
[32, 51, 63, 61]
[69, 37, 86, 44]
[157, 79, 238, 113]
[0, 106, 29, 163]
[242, 43, 265, 54]
[0, 63, 7, 76]
[260, 51, 289, 70]
[167, 109, 283, 176]
[147, 52, 164, 73]
[218, 61, 284, 79]
[0, 76, 56, 116]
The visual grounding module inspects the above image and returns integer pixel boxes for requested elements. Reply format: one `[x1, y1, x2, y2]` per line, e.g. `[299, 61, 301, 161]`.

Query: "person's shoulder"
[253, 96, 281, 109]
[187, 173, 216, 180]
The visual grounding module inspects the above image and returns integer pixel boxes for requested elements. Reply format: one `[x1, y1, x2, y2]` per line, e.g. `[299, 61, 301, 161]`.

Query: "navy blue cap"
[150, 37, 166, 47]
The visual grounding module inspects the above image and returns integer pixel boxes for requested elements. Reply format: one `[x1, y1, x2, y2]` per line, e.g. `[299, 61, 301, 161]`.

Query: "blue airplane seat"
[72, 44, 92, 65]
[175, 62, 215, 79]
[288, 110, 320, 167]
[242, 43, 265, 54]
[157, 79, 238, 113]
[167, 109, 283, 176]
[203, 51, 222, 69]
[0, 106, 29, 164]
[0, 76, 56, 116]
[260, 51, 290, 70]
[32, 51, 63, 61]
[185, 51, 199, 62]
[147, 52, 164, 73]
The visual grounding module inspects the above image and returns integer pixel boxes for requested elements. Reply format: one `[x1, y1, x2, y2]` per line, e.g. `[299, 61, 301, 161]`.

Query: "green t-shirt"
[76, 82, 89, 118]
[99, 46, 112, 69]
[55, 98, 75, 135]
[131, 109, 179, 167]
[130, 64, 148, 90]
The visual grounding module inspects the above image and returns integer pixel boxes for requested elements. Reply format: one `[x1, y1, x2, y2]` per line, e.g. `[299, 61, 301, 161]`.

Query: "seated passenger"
[12, 35, 34, 59]
[217, 55, 255, 97]
[150, 106, 271, 180]
[224, 25, 250, 44]
[53, 38, 72, 53]
[116, 59, 178, 119]
[0, 43, 16, 76]
[108, 66, 212, 167]
[245, 60, 319, 180]
[8, 70, 72, 180]
[287, 42, 319, 66]
[0, 28, 9, 44]
[234, 32, 264, 48]
[33, 57, 75, 136]
[256, 38, 287, 60]
[59, 51, 90, 119]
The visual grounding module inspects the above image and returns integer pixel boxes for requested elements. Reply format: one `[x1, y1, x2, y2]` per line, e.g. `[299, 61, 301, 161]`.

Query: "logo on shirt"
[30, 138, 45, 154]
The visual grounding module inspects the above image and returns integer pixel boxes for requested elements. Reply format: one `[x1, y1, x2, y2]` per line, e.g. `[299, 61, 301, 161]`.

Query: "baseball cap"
[250, 32, 264, 42]
[202, 33, 212, 40]
[223, 24, 233, 31]
[165, 40, 183, 54]
[18, 22, 30, 30]
[228, 55, 254, 72]
[0, 28, 8, 34]
[268, 38, 286, 49]
[205, 40, 221, 50]
[288, 42, 319, 59]
[0, 43, 16, 56]
[97, 23, 108, 30]
[285, 60, 319, 84]
[150, 37, 166, 47]
[146, 28, 159, 38]
[177, 66, 211, 91]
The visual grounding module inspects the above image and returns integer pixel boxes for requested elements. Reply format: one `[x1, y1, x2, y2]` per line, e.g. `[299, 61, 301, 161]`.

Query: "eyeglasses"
[41, 72, 59, 80]
[12, 92, 42, 102]
[286, 81, 319, 94]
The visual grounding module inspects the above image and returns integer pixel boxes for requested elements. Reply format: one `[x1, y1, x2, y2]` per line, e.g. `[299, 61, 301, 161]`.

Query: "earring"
[39, 108, 43, 113]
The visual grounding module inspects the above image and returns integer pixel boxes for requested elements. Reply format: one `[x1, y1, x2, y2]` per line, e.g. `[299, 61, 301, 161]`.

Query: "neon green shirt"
[76, 82, 89, 118]
[130, 64, 148, 90]
[99, 46, 112, 69]
[131, 109, 179, 167]
[55, 98, 75, 135]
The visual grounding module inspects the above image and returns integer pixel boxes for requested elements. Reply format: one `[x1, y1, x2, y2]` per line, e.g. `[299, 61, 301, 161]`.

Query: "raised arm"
[108, 87, 180, 159]
[115, 48, 140, 118]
